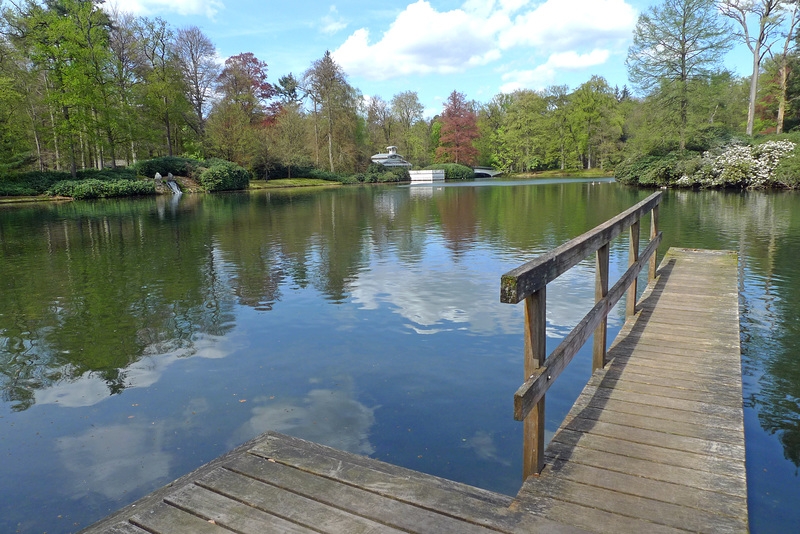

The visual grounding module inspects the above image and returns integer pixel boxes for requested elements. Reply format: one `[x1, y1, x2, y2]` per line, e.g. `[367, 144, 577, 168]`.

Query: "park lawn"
[249, 179, 341, 189]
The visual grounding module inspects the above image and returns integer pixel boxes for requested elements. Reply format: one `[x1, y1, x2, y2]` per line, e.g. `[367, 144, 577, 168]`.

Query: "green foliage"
[772, 144, 800, 187]
[0, 171, 71, 195]
[424, 163, 475, 180]
[132, 157, 202, 178]
[615, 151, 702, 186]
[617, 139, 798, 188]
[48, 179, 156, 199]
[351, 165, 410, 184]
[199, 161, 251, 191]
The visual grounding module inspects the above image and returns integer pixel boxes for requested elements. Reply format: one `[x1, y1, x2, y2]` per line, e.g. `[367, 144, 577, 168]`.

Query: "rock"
[155, 172, 162, 181]
[168, 172, 174, 180]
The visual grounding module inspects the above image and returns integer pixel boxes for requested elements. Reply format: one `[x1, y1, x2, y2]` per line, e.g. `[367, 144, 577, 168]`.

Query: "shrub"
[424, 163, 475, 180]
[76, 167, 137, 181]
[199, 161, 251, 191]
[132, 156, 201, 178]
[48, 179, 156, 199]
[770, 144, 800, 188]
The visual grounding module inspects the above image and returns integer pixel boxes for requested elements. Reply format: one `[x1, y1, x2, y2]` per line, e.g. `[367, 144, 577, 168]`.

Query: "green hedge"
[424, 163, 475, 180]
[132, 156, 201, 178]
[48, 179, 156, 199]
[199, 161, 251, 191]
[614, 152, 699, 186]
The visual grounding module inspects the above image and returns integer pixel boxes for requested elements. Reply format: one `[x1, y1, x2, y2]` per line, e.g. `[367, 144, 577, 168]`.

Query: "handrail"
[500, 191, 662, 478]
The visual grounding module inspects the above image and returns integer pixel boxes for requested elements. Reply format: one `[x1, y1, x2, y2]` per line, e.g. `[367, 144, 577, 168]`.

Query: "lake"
[1, 179, 797, 532]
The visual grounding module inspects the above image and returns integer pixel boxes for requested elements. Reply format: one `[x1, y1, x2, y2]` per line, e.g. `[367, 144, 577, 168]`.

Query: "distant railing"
[500, 191, 663, 478]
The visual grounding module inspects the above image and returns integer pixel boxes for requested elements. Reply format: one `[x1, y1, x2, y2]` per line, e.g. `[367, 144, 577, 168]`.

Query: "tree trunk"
[327, 111, 334, 173]
[746, 43, 761, 136]
[777, 58, 791, 134]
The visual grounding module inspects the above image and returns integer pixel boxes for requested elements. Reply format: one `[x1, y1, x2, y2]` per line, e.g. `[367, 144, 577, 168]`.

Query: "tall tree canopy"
[627, 0, 731, 149]
[436, 90, 479, 166]
[719, 0, 792, 135]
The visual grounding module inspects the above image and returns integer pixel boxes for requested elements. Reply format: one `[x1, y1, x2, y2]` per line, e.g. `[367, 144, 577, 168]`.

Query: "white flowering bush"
[676, 140, 796, 188]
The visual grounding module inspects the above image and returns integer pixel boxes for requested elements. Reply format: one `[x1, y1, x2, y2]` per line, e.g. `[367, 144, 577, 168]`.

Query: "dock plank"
[514, 248, 748, 533]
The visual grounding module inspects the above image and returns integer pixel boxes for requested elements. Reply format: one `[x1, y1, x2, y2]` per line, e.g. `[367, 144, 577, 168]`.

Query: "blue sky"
[108, 0, 756, 117]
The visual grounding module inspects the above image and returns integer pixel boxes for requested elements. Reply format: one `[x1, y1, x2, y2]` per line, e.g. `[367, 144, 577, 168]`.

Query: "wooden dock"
[81, 194, 748, 533]
[512, 248, 747, 533]
[80, 431, 581, 533]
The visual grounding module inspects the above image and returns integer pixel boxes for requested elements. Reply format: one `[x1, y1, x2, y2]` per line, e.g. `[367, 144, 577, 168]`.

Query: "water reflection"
[57, 422, 173, 500]
[230, 377, 377, 455]
[1, 182, 800, 532]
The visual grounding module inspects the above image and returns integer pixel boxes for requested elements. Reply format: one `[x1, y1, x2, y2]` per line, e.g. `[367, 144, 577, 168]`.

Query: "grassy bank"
[523, 169, 614, 178]
[249, 179, 342, 189]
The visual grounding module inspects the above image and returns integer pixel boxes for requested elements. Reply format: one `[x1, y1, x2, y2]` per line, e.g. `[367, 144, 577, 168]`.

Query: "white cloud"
[332, 1, 501, 81]
[500, 49, 612, 92]
[332, 0, 635, 85]
[321, 5, 348, 35]
[499, 0, 637, 50]
[106, 0, 223, 18]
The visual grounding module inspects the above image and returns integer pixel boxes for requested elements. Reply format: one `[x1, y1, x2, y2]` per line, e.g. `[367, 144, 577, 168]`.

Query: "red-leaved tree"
[436, 90, 479, 166]
[216, 53, 279, 122]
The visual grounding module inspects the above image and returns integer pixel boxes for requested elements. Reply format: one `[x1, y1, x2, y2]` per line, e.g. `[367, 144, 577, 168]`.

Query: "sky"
[105, 0, 756, 118]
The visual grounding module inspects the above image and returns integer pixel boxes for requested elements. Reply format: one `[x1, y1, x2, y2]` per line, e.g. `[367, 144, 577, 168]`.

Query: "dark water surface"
[1, 180, 797, 532]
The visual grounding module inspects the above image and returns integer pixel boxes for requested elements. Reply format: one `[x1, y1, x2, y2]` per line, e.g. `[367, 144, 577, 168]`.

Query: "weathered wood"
[592, 243, 609, 371]
[165, 483, 317, 534]
[521, 472, 746, 533]
[515, 248, 747, 533]
[513, 233, 662, 421]
[500, 192, 662, 303]
[192, 468, 403, 534]
[627, 219, 639, 317]
[222, 454, 502, 534]
[649, 204, 659, 280]
[544, 441, 747, 498]
[129, 501, 230, 534]
[523, 289, 546, 477]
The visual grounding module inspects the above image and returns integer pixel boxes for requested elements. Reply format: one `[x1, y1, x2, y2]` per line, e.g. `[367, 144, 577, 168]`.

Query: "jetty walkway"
[81, 193, 748, 533]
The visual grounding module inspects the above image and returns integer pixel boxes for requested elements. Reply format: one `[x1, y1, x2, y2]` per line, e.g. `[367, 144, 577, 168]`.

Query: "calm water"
[0, 180, 798, 533]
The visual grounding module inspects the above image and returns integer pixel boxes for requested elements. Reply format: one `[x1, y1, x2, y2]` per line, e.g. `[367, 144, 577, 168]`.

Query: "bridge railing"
[500, 191, 662, 478]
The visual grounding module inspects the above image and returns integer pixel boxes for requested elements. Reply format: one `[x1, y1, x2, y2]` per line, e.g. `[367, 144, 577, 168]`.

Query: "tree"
[135, 17, 190, 157]
[627, 0, 731, 149]
[173, 26, 218, 134]
[719, 0, 792, 135]
[276, 73, 301, 104]
[216, 52, 277, 121]
[268, 102, 311, 178]
[366, 95, 393, 151]
[569, 76, 621, 169]
[435, 90, 479, 166]
[391, 90, 424, 156]
[499, 90, 548, 172]
[303, 51, 359, 172]
[770, 2, 800, 133]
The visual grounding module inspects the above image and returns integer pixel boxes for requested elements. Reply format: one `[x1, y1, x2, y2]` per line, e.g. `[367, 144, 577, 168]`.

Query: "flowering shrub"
[675, 141, 796, 188]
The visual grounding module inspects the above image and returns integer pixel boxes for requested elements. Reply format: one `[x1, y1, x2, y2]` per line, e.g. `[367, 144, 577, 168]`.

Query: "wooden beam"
[593, 243, 609, 372]
[627, 220, 640, 318]
[514, 233, 662, 422]
[649, 204, 659, 281]
[523, 289, 547, 478]
[500, 192, 661, 304]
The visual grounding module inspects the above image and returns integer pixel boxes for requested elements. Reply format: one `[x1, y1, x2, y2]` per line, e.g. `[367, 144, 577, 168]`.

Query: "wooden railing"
[500, 191, 663, 478]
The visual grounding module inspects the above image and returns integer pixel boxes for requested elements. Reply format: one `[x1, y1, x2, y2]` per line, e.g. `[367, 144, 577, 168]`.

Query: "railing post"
[593, 244, 609, 372]
[627, 219, 640, 318]
[523, 288, 546, 478]
[649, 204, 660, 281]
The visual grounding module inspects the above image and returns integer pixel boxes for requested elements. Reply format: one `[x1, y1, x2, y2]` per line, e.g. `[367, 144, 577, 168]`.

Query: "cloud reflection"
[230, 380, 376, 455]
[36, 334, 237, 408]
[56, 422, 172, 500]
